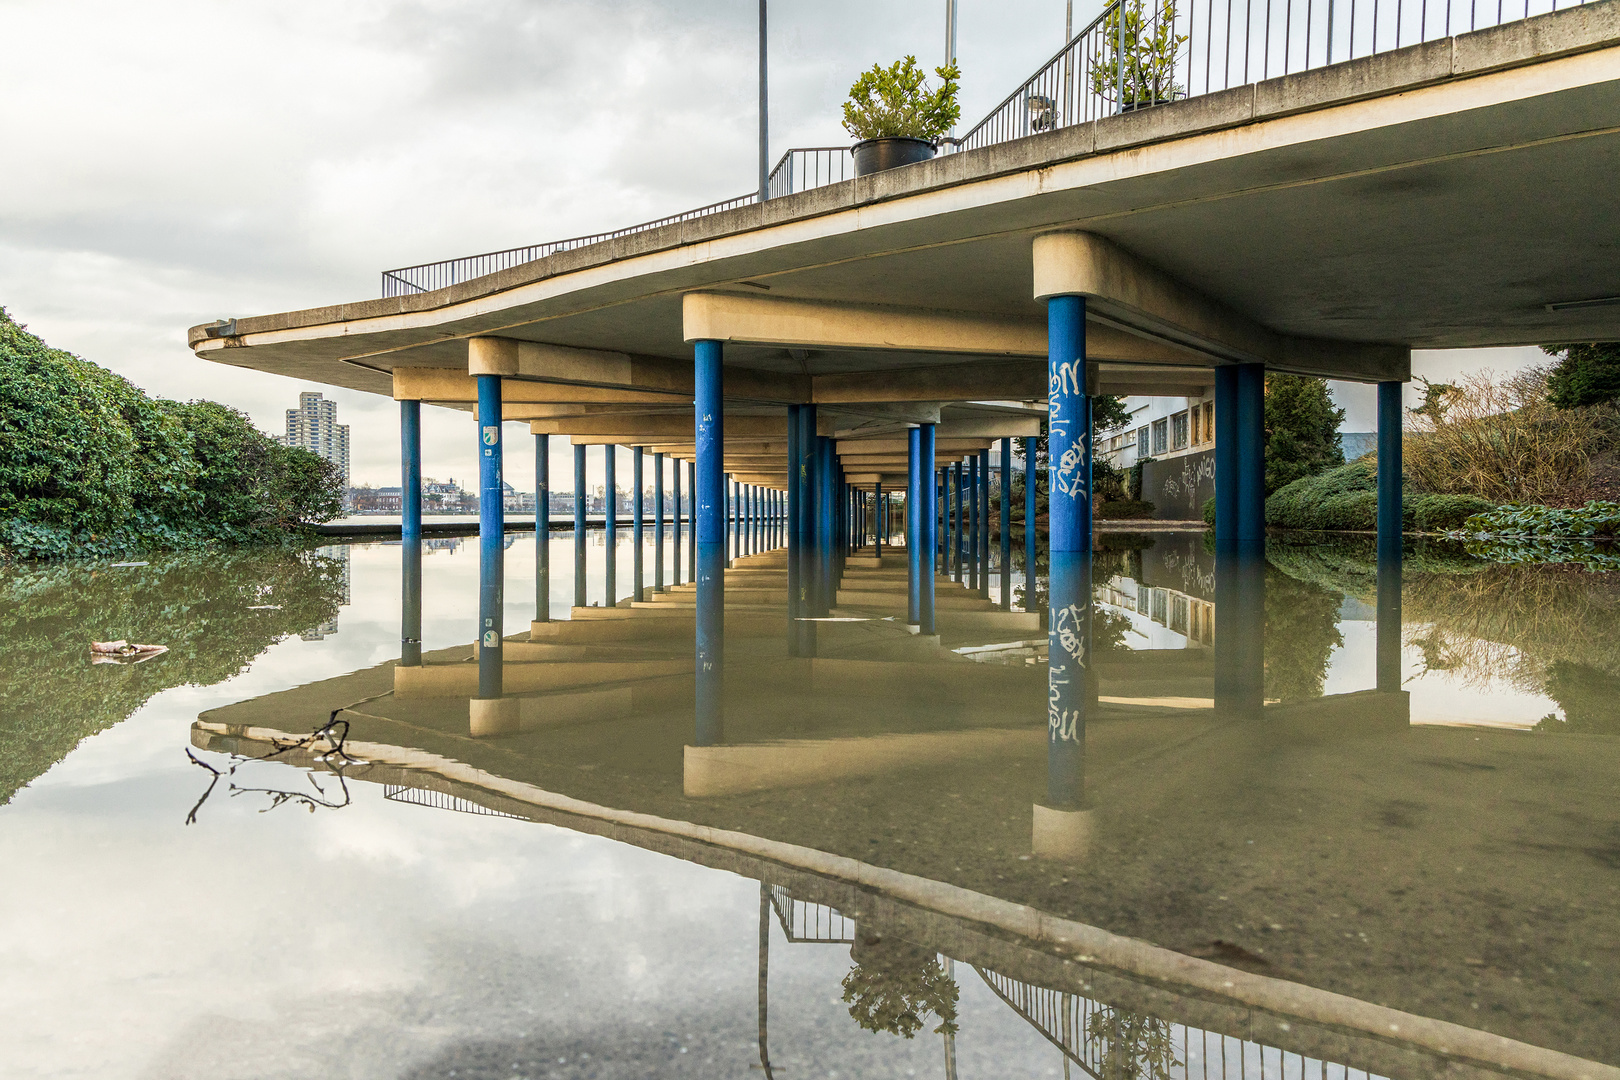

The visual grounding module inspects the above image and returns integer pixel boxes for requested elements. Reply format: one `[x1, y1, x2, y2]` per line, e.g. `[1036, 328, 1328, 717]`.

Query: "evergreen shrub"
[1095, 499, 1155, 520]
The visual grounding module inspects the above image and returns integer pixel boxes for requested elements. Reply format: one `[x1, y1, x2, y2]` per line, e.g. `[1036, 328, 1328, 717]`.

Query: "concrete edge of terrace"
[187, 2, 1620, 348]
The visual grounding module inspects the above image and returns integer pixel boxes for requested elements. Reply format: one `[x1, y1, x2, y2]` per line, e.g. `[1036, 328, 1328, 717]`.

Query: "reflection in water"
[7, 530, 1620, 1076]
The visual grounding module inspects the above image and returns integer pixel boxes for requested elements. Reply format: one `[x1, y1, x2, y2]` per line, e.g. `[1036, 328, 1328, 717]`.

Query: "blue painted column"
[1024, 436, 1039, 614]
[534, 434, 550, 623]
[1236, 363, 1266, 543]
[400, 400, 423, 665]
[476, 374, 505, 700]
[653, 451, 665, 592]
[786, 406, 804, 651]
[632, 447, 645, 602]
[1046, 294, 1092, 807]
[694, 340, 726, 746]
[920, 425, 938, 634]
[671, 455, 683, 587]
[936, 469, 945, 573]
[687, 460, 697, 583]
[401, 400, 422, 544]
[604, 444, 617, 607]
[573, 444, 587, 608]
[907, 427, 922, 626]
[874, 480, 884, 559]
[979, 448, 991, 597]
[952, 462, 964, 581]
[968, 453, 979, 592]
[1377, 380, 1404, 692]
[1000, 437, 1012, 610]
[1214, 366, 1238, 544]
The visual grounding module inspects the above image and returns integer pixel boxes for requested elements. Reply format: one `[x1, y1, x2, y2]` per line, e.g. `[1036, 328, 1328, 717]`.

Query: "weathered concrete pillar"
[694, 339, 725, 746]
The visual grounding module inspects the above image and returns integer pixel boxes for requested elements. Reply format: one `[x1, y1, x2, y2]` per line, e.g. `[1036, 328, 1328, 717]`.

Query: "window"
[1190, 406, 1203, 444]
[1203, 402, 1215, 444]
[1171, 411, 1190, 450]
[1152, 418, 1169, 455]
[1137, 427, 1149, 457]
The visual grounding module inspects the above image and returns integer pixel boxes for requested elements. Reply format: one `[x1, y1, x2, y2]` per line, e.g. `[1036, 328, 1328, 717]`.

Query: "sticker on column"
[482, 630, 500, 648]
[483, 426, 499, 446]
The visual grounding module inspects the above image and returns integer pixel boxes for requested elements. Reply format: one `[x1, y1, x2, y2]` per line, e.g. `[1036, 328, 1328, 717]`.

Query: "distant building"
[282, 391, 350, 486]
[1340, 431, 1376, 460]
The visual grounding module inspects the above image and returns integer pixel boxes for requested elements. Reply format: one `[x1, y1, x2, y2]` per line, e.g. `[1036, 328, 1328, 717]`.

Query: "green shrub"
[1460, 501, 1620, 538]
[1264, 458, 1379, 531]
[842, 57, 961, 141]
[1202, 496, 1215, 527]
[1095, 499, 1155, 520]
[1413, 494, 1495, 531]
[0, 307, 341, 560]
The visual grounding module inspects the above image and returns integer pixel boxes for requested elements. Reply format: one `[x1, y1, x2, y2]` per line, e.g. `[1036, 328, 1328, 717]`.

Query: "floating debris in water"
[109, 561, 149, 568]
[246, 605, 282, 610]
[89, 640, 168, 664]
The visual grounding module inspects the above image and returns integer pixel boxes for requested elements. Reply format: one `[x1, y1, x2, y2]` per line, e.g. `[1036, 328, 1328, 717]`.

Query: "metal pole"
[476, 374, 504, 700]
[695, 340, 726, 746]
[758, 0, 770, 201]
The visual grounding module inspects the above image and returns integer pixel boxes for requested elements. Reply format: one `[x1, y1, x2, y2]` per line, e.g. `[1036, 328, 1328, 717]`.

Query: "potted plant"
[842, 56, 961, 176]
[1089, 0, 1187, 111]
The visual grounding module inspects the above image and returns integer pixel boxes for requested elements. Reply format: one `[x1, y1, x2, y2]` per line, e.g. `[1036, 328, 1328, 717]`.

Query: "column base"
[1032, 804, 1095, 861]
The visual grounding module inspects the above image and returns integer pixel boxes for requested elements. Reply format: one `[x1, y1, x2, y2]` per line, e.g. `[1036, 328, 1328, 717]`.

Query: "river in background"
[0, 529, 1616, 1079]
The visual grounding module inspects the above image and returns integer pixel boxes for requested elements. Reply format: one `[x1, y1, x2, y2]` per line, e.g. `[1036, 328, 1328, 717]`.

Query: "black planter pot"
[851, 137, 936, 177]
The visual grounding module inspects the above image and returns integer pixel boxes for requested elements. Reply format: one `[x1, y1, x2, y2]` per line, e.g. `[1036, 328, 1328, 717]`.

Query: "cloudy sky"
[0, 0, 1539, 492]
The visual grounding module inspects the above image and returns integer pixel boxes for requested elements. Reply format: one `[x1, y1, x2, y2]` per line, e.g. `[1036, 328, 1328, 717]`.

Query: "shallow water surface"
[1, 529, 1616, 1079]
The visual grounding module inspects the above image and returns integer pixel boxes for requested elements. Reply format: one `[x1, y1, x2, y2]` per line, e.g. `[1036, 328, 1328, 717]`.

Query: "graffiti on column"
[1048, 601, 1087, 743]
[1048, 358, 1089, 503]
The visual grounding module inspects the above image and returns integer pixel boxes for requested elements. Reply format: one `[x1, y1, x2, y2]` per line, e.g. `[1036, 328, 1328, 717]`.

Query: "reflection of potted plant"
[1089, 0, 1187, 110]
[1085, 1006, 1181, 1080]
[840, 934, 960, 1038]
[842, 56, 961, 176]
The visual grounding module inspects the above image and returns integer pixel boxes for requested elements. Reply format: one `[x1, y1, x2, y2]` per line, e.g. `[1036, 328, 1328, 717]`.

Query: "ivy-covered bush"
[1262, 459, 1498, 533]
[1413, 493, 1494, 531]
[0, 307, 341, 559]
[1459, 501, 1620, 538]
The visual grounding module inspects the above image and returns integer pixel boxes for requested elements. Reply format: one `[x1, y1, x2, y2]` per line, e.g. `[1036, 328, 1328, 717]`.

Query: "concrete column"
[1377, 381, 1403, 557]
[972, 446, 984, 599]
[1046, 294, 1091, 556]
[1023, 436, 1038, 613]
[632, 446, 645, 602]
[400, 400, 422, 665]
[653, 451, 665, 592]
[875, 480, 884, 559]
[968, 452, 979, 592]
[476, 372, 504, 700]
[573, 443, 587, 608]
[694, 339, 725, 746]
[1046, 293, 1091, 814]
[1214, 366, 1238, 544]
[535, 434, 550, 623]
[1000, 437, 1012, 611]
[952, 462, 963, 581]
[1236, 363, 1266, 543]
[908, 427, 921, 626]
[919, 425, 937, 635]
[688, 460, 697, 583]
[401, 400, 422, 544]
[604, 444, 617, 606]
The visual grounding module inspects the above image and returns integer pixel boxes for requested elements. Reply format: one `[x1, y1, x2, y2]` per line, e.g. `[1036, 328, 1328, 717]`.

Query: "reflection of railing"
[380, 0, 1589, 296]
[975, 965, 1389, 1079]
[383, 784, 524, 819]
[767, 884, 856, 943]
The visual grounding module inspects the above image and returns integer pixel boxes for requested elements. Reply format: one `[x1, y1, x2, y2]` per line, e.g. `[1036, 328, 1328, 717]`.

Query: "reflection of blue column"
[632, 447, 645, 602]
[402, 537, 422, 666]
[694, 340, 725, 747]
[477, 374, 504, 699]
[1024, 437, 1038, 611]
[920, 424, 937, 635]
[1047, 552, 1091, 808]
[401, 400, 422, 544]
[907, 427, 921, 626]
[1377, 548, 1402, 693]
[573, 443, 587, 608]
[999, 437, 1012, 610]
[1047, 294, 1091, 799]
[604, 444, 617, 607]
[1236, 363, 1266, 544]
[653, 451, 665, 593]
[979, 448, 991, 597]
[535, 434, 550, 623]
[1214, 546, 1266, 718]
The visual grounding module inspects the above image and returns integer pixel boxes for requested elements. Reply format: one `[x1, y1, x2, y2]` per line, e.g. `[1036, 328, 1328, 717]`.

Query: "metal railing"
[767, 884, 857, 943]
[976, 965, 1392, 1079]
[766, 147, 853, 200]
[382, 783, 525, 819]
[947, 0, 1593, 152]
[380, 0, 1588, 296]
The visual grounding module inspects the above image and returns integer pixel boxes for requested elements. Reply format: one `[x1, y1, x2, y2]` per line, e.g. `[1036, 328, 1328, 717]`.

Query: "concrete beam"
[1033, 232, 1409, 382]
[395, 368, 682, 405]
[530, 414, 788, 438]
[836, 438, 994, 455]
